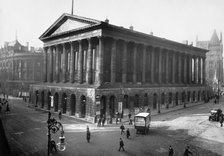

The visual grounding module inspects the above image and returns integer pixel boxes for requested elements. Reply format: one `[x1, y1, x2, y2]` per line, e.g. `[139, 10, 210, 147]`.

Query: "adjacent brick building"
[0, 39, 43, 97]
[30, 13, 209, 122]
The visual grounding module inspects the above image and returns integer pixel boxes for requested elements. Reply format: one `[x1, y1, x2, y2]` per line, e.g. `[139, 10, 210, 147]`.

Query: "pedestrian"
[6, 103, 10, 113]
[118, 138, 125, 151]
[116, 111, 119, 124]
[102, 115, 106, 127]
[120, 123, 125, 135]
[220, 114, 223, 127]
[86, 126, 91, 143]
[183, 146, 193, 156]
[168, 145, 174, 156]
[126, 128, 130, 139]
[128, 113, 131, 120]
[98, 117, 101, 127]
[58, 110, 62, 120]
[0, 105, 2, 113]
[50, 139, 57, 152]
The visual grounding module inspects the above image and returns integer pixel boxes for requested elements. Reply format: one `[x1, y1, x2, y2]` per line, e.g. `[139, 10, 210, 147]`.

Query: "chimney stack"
[220, 32, 222, 42]
[150, 31, 153, 35]
[105, 18, 109, 24]
[129, 25, 134, 30]
[26, 42, 29, 51]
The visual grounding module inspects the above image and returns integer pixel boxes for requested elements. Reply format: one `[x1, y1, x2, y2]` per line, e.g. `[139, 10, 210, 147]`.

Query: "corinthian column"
[70, 42, 74, 83]
[86, 38, 92, 84]
[194, 57, 197, 84]
[189, 55, 192, 84]
[95, 36, 104, 85]
[198, 57, 201, 84]
[111, 39, 117, 83]
[50, 47, 53, 82]
[62, 44, 67, 83]
[133, 44, 137, 83]
[122, 41, 127, 83]
[43, 47, 48, 82]
[142, 45, 146, 83]
[172, 52, 176, 84]
[166, 50, 169, 83]
[202, 57, 206, 85]
[77, 40, 83, 84]
[151, 47, 155, 83]
[158, 48, 162, 84]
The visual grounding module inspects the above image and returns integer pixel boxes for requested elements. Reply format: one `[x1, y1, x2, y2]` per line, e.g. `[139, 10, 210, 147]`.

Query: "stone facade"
[0, 40, 43, 97]
[196, 30, 223, 91]
[30, 13, 209, 122]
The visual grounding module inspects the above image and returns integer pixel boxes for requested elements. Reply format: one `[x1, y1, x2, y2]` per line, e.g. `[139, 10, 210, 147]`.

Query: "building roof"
[40, 13, 208, 55]
[6, 40, 22, 47]
[210, 30, 220, 43]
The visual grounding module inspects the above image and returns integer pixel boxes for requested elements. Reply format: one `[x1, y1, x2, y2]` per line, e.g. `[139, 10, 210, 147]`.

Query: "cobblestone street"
[1, 97, 224, 156]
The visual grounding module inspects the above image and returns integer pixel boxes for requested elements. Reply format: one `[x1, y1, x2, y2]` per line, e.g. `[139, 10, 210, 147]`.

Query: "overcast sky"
[0, 0, 224, 48]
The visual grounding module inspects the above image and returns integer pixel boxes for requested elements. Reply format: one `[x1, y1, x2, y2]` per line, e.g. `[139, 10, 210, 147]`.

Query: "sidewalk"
[25, 98, 218, 127]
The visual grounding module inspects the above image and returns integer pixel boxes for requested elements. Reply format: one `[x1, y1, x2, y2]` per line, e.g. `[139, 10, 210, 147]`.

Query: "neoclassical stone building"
[0, 39, 43, 97]
[30, 13, 208, 122]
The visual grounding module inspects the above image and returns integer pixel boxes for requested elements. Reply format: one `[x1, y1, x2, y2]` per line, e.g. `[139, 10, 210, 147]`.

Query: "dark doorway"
[47, 92, 51, 110]
[153, 93, 157, 109]
[134, 94, 139, 108]
[54, 93, 59, 112]
[175, 92, 178, 105]
[61, 93, 67, 114]
[41, 91, 44, 108]
[169, 93, 172, 104]
[80, 95, 86, 118]
[123, 95, 129, 109]
[70, 94, 76, 115]
[182, 92, 185, 103]
[100, 96, 106, 118]
[35, 90, 39, 107]
[109, 96, 116, 117]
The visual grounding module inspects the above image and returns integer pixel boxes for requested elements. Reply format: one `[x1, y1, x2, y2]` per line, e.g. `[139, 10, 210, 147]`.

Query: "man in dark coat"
[126, 128, 130, 139]
[58, 110, 62, 120]
[168, 145, 174, 156]
[220, 114, 223, 127]
[183, 146, 193, 156]
[50, 139, 57, 152]
[120, 123, 125, 135]
[118, 138, 125, 151]
[86, 126, 91, 143]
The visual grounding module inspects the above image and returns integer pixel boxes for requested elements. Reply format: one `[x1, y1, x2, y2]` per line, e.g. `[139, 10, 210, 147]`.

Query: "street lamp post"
[47, 112, 65, 156]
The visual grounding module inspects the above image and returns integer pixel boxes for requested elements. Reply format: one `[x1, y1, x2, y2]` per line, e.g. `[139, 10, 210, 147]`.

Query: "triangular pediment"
[52, 19, 90, 35]
[40, 13, 101, 40]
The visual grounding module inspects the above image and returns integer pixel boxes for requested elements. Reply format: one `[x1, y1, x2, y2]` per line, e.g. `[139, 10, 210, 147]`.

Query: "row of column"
[43, 37, 206, 85]
[44, 37, 103, 84]
[109, 39, 206, 85]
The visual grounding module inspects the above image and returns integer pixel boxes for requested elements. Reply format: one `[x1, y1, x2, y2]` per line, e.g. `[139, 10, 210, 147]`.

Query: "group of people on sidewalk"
[169, 145, 193, 156]
[0, 97, 10, 113]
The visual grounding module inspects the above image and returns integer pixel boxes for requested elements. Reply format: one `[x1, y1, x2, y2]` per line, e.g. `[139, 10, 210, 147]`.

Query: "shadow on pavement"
[0, 117, 12, 156]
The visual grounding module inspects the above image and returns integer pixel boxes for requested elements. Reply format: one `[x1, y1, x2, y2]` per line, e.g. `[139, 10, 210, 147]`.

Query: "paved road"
[1, 97, 223, 156]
